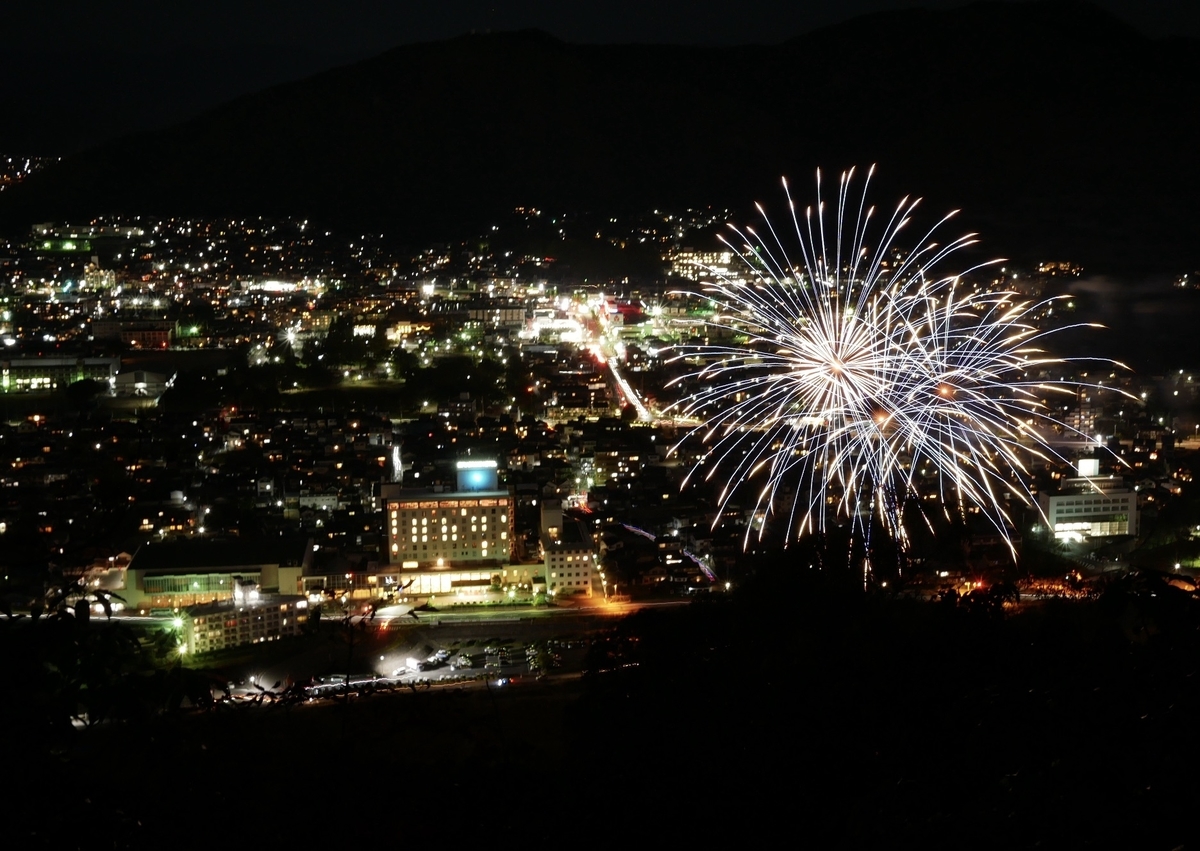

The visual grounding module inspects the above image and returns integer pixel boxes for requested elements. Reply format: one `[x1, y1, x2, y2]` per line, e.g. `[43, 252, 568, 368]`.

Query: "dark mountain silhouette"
[3, 0, 1198, 273]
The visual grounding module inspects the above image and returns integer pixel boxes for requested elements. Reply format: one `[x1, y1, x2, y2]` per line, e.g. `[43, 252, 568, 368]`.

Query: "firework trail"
[666, 167, 1120, 579]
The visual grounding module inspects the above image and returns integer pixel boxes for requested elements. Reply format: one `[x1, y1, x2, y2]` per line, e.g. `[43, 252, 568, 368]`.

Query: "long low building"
[121, 536, 313, 611]
[300, 564, 541, 602]
[182, 593, 308, 655]
[1, 356, 120, 393]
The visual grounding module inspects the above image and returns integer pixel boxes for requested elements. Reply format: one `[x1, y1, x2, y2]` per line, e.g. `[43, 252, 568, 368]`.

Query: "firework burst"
[666, 166, 1120, 575]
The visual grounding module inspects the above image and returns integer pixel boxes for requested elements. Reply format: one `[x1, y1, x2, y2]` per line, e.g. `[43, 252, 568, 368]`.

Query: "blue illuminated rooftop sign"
[456, 459, 498, 492]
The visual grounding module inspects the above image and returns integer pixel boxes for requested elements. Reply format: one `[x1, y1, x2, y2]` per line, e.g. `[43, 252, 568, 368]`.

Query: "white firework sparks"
[666, 166, 1120, 572]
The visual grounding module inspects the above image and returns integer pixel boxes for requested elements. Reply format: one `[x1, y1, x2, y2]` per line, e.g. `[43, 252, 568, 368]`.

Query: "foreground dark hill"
[9, 568, 1200, 848]
[4, 0, 1198, 272]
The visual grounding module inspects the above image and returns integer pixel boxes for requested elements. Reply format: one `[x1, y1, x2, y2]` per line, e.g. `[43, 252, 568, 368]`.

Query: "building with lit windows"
[670, 248, 736, 281]
[92, 319, 175, 348]
[121, 537, 312, 611]
[383, 460, 515, 596]
[1038, 459, 1138, 542]
[182, 593, 308, 655]
[1, 356, 119, 393]
[540, 502, 595, 597]
[669, 248, 765, 288]
[589, 447, 642, 486]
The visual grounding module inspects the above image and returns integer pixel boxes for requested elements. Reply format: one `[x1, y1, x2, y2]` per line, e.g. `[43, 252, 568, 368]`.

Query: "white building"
[1039, 460, 1138, 541]
[540, 502, 595, 597]
[115, 369, 175, 399]
[182, 594, 308, 655]
[122, 537, 311, 610]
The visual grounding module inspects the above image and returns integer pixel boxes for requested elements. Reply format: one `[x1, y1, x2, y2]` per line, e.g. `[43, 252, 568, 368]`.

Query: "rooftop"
[130, 536, 312, 574]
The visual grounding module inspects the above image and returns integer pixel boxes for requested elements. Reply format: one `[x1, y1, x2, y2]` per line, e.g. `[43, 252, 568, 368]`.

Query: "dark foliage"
[9, 561, 1200, 847]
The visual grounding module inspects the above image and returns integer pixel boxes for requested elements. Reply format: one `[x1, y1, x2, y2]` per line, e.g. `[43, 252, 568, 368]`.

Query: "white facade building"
[1039, 466, 1138, 541]
[182, 595, 307, 655]
[540, 502, 595, 597]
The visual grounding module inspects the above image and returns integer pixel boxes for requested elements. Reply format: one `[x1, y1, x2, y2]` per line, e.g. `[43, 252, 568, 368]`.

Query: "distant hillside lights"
[0, 156, 60, 190]
[1037, 260, 1083, 276]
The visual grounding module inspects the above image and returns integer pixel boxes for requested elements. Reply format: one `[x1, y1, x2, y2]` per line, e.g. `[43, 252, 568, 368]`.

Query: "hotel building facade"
[383, 460, 516, 597]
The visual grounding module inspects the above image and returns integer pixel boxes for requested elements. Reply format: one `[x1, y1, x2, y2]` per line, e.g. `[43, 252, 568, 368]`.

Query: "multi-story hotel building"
[382, 460, 515, 597]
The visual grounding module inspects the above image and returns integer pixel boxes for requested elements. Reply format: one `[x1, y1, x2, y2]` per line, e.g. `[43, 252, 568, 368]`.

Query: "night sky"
[3, 1, 1199, 154]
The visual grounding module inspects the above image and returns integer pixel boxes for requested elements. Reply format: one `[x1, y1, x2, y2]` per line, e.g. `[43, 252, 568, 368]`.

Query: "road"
[575, 298, 655, 422]
[604, 351, 652, 422]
